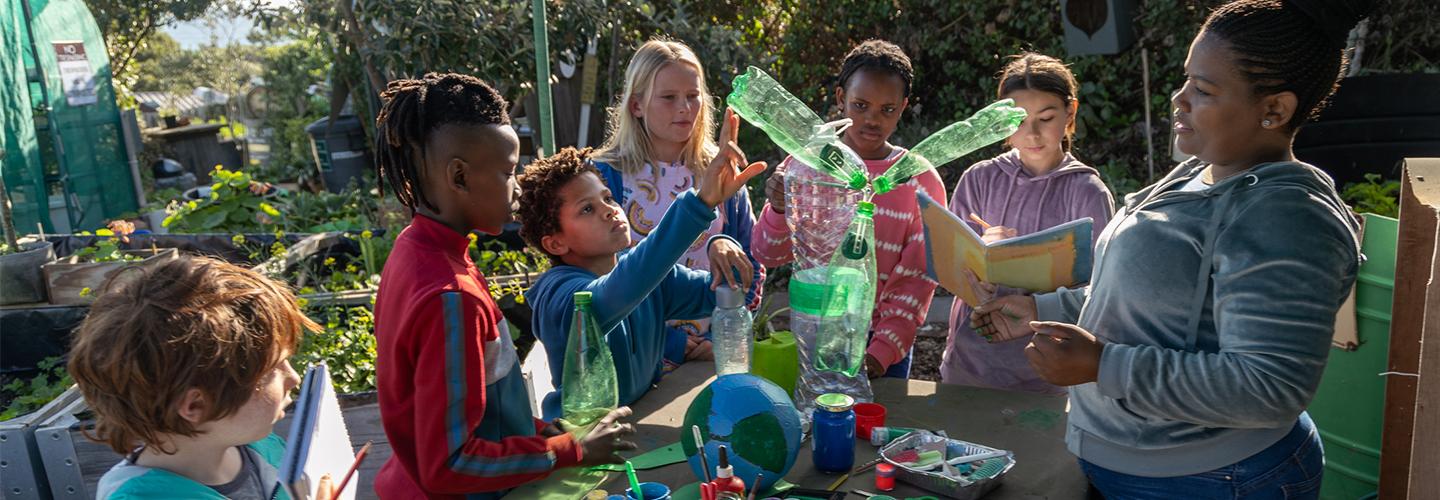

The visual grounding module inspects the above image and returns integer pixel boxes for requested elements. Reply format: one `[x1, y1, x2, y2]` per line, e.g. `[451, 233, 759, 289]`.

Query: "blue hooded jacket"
[528, 191, 754, 418]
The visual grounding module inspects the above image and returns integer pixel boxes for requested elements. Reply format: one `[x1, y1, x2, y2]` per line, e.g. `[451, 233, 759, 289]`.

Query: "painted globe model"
[681, 374, 803, 493]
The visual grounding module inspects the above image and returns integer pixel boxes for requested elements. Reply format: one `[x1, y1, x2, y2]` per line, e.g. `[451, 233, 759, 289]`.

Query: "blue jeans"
[1080, 412, 1324, 500]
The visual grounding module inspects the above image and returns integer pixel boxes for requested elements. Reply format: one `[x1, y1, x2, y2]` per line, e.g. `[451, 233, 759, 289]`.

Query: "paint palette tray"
[878, 432, 1015, 499]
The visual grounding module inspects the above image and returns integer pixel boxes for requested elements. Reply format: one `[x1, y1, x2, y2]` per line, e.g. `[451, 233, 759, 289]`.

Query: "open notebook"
[276, 363, 357, 500]
[917, 191, 1094, 305]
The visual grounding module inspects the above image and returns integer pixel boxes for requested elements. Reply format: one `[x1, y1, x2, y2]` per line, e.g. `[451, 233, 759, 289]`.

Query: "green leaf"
[200, 209, 229, 229]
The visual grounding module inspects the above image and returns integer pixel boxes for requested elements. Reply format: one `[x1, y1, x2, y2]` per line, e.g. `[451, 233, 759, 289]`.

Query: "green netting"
[2, 0, 136, 233]
[1, 0, 48, 232]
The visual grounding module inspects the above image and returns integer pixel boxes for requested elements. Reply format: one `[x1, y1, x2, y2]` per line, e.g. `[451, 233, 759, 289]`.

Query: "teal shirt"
[96, 434, 291, 500]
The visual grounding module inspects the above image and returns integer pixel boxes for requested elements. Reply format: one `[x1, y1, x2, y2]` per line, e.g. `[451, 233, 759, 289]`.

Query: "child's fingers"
[737, 161, 768, 184]
[736, 261, 754, 291]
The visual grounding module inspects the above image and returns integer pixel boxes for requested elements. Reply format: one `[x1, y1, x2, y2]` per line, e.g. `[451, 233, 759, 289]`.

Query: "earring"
[1262, 119, 1273, 127]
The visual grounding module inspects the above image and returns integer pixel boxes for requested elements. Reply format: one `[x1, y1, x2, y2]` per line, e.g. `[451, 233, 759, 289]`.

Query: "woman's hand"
[1024, 321, 1104, 386]
[708, 238, 754, 291]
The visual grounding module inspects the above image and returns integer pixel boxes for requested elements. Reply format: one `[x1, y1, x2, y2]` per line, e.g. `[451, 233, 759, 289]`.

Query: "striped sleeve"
[409, 292, 581, 493]
[866, 174, 946, 370]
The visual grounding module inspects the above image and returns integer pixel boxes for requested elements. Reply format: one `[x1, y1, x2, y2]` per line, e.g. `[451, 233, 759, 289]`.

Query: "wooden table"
[603, 362, 1088, 499]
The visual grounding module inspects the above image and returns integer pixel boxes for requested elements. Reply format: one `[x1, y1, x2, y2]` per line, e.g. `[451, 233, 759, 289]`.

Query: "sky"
[163, 0, 296, 49]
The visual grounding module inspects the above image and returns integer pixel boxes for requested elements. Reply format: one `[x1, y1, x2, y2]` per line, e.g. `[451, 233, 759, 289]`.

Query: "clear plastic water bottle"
[784, 159, 872, 426]
[711, 286, 753, 376]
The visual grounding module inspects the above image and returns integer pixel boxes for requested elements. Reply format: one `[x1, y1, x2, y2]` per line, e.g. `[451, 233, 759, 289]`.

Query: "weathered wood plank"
[1380, 158, 1440, 499]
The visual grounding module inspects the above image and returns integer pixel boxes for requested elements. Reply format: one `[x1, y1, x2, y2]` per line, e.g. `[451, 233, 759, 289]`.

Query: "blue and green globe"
[681, 374, 803, 493]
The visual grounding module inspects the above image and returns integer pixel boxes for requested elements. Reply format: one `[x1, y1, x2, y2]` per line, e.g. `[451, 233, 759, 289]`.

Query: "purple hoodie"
[943, 148, 1115, 393]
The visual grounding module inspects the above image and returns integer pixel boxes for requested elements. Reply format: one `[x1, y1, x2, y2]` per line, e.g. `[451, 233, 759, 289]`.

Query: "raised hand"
[698, 108, 768, 208]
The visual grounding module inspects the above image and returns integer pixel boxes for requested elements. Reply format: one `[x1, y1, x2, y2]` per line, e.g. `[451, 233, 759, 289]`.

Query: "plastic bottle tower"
[728, 67, 1025, 423]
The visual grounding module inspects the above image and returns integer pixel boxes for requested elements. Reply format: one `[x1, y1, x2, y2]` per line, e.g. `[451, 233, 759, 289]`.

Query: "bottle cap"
[857, 201, 875, 216]
[716, 285, 745, 308]
[574, 291, 592, 305]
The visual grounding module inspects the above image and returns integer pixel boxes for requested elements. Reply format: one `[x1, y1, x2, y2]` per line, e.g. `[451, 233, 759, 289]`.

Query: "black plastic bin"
[305, 115, 373, 193]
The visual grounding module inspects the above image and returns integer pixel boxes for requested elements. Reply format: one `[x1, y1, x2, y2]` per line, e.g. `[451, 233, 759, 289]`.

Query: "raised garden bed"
[42, 248, 179, 306]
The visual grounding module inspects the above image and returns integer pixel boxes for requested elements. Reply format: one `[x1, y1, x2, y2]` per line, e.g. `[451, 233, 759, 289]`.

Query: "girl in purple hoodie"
[942, 53, 1115, 393]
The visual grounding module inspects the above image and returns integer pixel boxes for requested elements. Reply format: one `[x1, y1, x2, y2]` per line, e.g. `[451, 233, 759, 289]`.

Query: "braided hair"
[1201, 0, 1374, 129]
[837, 39, 914, 97]
[375, 73, 510, 211]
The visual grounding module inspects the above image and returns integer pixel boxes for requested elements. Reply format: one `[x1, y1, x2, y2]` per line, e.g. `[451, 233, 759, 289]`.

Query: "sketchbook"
[917, 191, 1094, 305]
[277, 363, 358, 500]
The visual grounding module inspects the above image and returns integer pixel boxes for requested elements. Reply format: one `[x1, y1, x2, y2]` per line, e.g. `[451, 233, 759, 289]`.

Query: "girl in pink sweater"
[753, 40, 946, 381]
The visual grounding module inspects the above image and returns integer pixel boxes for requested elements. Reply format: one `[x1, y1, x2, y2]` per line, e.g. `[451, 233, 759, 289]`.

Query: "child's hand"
[685, 335, 714, 361]
[981, 225, 1017, 244]
[863, 354, 885, 379]
[764, 161, 788, 214]
[1024, 321, 1103, 386]
[577, 407, 638, 467]
[708, 238, 754, 291]
[970, 294, 1037, 343]
[540, 420, 566, 437]
[698, 108, 767, 208]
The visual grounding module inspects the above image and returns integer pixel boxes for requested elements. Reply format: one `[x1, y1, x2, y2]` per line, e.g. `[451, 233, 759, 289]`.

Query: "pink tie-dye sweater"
[752, 150, 947, 370]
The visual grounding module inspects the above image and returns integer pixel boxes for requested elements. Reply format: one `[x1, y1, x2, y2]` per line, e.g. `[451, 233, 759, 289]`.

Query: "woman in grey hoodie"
[971, 0, 1370, 497]
[943, 53, 1114, 394]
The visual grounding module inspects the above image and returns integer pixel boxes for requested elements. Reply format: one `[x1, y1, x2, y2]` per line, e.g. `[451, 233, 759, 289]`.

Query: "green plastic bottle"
[728, 66, 870, 190]
[560, 291, 618, 428]
[815, 201, 878, 377]
[873, 99, 1028, 194]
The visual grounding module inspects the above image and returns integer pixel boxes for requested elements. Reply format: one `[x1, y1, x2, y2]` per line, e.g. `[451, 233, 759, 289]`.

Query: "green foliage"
[292, 305, 377, 394]
[1341, 174, 1401, 218]
[254, 36, 333, 183]
[0, 357, 73, 421]
[1096, 161, 1144, 206]
[162, 166, 378, 234]
[90, 0, 218, 102]
[283, 187, 379, 233]
[469, 239, 551, 278]
[71, 235, 142, 263]
[164, 166, 283, 232]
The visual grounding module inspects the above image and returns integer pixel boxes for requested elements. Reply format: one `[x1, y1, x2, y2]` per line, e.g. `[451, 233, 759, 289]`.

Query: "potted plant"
[42, 221, 179, 305]
[0, 172, 54, 304]
[0, 240, 55, 305]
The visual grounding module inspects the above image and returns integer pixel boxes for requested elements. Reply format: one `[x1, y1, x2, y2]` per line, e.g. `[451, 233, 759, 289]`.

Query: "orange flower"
[107, 220, 135, 244]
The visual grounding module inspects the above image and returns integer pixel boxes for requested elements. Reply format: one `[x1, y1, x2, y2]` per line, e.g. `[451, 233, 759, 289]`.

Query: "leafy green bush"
[164, 166, 284, 232]
[292, 305, 377, 394]
[1341, 173, 1400, 218]
[0, 357, 73, 421]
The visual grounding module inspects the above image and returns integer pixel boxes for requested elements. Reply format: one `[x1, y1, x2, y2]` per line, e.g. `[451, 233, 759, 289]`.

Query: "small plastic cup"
[875, 462, 897, 491]
[853, 402, 887, 440]
[625, 482, 671, 500]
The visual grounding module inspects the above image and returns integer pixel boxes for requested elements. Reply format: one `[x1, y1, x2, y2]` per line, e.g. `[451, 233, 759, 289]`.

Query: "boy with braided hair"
[371, 72, 635, 499]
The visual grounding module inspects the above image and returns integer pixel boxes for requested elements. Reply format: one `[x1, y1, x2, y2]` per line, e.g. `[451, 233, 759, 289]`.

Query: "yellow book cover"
[917, 191, 1094, 305]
